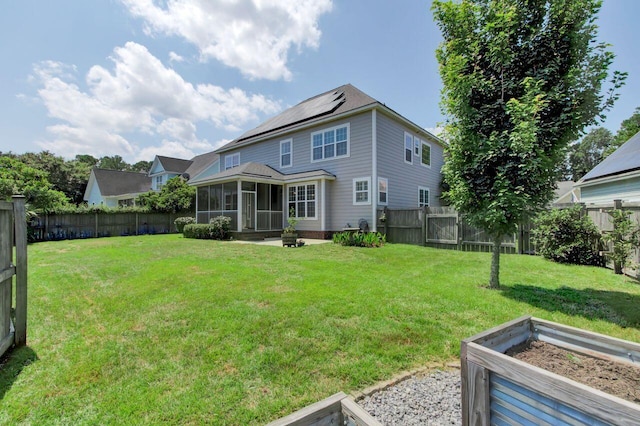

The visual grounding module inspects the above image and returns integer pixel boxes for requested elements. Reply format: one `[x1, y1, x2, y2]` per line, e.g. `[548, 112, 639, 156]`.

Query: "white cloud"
[168, 51, 185, 63]
[120, 0, 333, 81]
[31, 42, 281, 160]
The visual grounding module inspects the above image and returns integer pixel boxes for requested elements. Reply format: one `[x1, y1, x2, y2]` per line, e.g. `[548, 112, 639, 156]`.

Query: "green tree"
[603, 107, 640, 158]
[137, 176, 195, 213]
[433, 0, 625, 287]
[18, 151, 91, 204]
[130, 160, 153, 173]
[0, 156, 69, 212]
[75, 154, 99, 168]
[98, 155, 130, 171]
[568, 127, 612, 180]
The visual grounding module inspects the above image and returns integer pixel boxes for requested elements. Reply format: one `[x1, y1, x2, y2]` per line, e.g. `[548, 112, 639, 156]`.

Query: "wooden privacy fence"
[378, 201, 639, 261]
[378, 207, 532, 254]
[28, 212, 192, 242]
[1, 196, 28, 357]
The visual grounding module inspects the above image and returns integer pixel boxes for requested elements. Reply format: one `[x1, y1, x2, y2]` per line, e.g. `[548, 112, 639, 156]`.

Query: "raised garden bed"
[266, 392, 381, 426]
[461, 315, 640, 425]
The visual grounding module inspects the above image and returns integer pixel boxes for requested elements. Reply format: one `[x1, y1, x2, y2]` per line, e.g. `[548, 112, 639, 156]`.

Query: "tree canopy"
[433, 0, 624, 287]
[137, 176, 195, 213]
[567, 127, 612, 181]
[0, 156, 69, 212]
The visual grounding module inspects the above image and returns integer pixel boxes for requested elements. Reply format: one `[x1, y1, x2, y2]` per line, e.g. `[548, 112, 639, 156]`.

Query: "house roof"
[184, 151, 219, 180]
[156, 156, 193, 174]
[216, 84, 381, 153]
[580, 131, 640, 182]
[188, 162, 335, 185]
[91, 168, 152, 196]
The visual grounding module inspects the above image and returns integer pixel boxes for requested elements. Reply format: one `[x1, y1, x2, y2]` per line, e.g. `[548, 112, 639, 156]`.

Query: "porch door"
[242, 191, 256, 230]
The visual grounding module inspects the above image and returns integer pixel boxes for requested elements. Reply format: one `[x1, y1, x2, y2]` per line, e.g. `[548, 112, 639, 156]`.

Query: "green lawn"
[1, 235, 639, 424]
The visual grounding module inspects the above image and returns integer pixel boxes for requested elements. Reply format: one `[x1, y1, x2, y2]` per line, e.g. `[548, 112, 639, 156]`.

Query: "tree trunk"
[490, 235, 502, 288]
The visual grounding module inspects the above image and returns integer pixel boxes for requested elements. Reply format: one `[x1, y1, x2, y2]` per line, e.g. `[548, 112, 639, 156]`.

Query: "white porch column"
[236, 180, 242, 232]
[321, 179, 326, 231]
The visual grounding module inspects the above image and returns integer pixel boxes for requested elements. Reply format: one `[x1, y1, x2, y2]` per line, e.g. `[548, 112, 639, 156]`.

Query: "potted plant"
[282, 208, 299, 247]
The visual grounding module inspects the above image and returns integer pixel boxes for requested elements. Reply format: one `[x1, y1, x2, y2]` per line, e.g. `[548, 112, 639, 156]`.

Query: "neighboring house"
[83, 168, 152, 207]
[553, 181, 580, 204]
[575, 131, 640, 204]
[84, 152, 220, 207]
[149, 152, 220, 190]
[189, 84, 445, 237]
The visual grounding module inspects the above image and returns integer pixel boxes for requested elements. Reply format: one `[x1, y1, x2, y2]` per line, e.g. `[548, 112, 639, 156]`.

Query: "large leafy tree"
[98, 155, 129, 171]
[137, 176, 195, 213]
[19, 151, 91, 204]
[568, 127, 612, 180]
[0, 156, 69, 212]
[433, 0, 625, 287]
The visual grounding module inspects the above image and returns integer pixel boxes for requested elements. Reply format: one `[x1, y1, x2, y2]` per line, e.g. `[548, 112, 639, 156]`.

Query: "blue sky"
[1, 0, 638, 163]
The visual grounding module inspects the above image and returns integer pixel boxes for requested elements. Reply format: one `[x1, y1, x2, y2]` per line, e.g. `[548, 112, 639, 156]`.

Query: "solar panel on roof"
[581, 131, 640, 181]
[237, 90, 346, 141]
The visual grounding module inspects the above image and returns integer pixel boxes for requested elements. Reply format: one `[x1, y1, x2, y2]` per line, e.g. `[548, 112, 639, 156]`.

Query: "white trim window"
[155, 175, 163, 190]
[404, 132, 413, 164]
[353, 177, 371, 205]
[378, 177, 388, 205]
[288, 183, 316, 219]
[280, 139, 292, 168]
[414, 136, 420, 156]
[225, 153, 240, 170]
[418, 186, 430, 207]
[421, 140, 431, 168]
[311, 123, 350, 162]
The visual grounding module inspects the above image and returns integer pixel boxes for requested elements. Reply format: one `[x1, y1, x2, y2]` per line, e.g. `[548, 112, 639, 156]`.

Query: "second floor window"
[225, 153, 240, 170]
[404, 132, 413, 164]
[311, 124, 349, 162]
[280, 139, 292, 168]
[155, 175, 163, 190]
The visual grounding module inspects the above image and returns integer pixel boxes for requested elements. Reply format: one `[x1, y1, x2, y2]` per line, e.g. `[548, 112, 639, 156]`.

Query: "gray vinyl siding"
[580, 175, 640, 204]
[223, 112, 373, 232]
[376, 112, 445, 209]
[221, 109, 445, 232]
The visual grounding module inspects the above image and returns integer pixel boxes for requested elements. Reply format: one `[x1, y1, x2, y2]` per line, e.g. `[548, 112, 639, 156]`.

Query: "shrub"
[332, 231, 386, 248]
[182, 216, 232, 240]
[174, 216, 196, 233]
[532, 206, 603, 266]
[209, 216, 232, 240]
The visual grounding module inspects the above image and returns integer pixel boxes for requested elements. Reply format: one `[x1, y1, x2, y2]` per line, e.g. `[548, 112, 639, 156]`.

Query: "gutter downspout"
[371, 109, 378, 232]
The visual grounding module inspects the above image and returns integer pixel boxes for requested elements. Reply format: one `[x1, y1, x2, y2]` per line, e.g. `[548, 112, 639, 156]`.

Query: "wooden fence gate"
[0, 196, 28, 357]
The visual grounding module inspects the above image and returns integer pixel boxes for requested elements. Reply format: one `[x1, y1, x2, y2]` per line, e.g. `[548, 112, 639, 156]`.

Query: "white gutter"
[371, 109, 378, 232]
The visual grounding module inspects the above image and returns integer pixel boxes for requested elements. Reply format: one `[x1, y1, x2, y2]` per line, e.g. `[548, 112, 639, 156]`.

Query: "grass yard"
[1, 235, 639, 424]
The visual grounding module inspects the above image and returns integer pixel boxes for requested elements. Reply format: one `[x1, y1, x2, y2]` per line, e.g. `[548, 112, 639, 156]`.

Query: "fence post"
[12, 196, 27, 347]
[517, 222, 524, 255]
[612, 199, 623, 274]
[457, 211, 463, 251]
[421, 207, 427, 246]
[94, 212, 99, 238]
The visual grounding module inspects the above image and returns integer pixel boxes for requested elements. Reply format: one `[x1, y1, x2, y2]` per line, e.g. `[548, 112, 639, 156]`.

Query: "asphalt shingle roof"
[92, 168, 152, 196]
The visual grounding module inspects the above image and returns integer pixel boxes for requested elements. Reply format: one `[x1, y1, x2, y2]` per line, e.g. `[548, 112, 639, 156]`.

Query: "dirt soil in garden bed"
[507, 340, 640, 404]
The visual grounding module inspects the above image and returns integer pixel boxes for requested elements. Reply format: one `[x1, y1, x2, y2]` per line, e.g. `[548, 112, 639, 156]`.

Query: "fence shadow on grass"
[0, 346, 38, 400]
[500, 283, 640, 329]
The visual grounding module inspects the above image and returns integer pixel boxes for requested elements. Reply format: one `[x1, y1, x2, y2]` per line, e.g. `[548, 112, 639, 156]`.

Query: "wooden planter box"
[266, 392, 381, 426]
[281, 233, 298, 247]
[461, 315, 640, 425]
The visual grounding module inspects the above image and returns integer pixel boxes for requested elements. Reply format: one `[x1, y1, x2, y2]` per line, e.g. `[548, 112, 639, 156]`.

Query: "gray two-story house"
[189, 84, 445, 238]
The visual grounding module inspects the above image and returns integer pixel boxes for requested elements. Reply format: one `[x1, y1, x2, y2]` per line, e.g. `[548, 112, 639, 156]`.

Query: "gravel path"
[357, 369, 462, 425]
